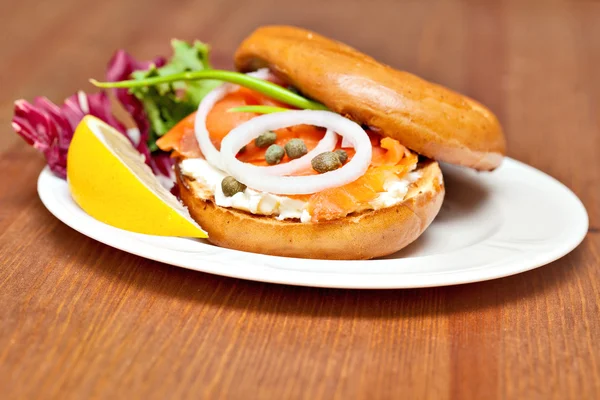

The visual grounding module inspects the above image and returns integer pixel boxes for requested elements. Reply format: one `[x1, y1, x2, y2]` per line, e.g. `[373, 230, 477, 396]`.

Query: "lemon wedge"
[67, 115, 207, 237]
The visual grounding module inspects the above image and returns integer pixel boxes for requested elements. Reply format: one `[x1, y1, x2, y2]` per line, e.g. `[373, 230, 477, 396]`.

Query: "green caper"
[221, 176, 246, 197]
[334, 149, 348, 164]
[265, 144, 285, 165]
[311, 151, 342, 173]
[284, 139, 307, 159]
[254, 131, 277, 148]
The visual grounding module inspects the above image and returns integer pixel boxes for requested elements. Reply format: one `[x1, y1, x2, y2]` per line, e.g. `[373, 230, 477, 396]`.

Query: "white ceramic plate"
[37, 158, 588, 289]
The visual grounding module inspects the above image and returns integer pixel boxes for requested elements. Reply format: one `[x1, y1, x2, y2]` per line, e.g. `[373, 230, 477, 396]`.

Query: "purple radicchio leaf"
[149, 150, 174, 178]
[12, 92, 128, 179]
[12, 98, 70, 178]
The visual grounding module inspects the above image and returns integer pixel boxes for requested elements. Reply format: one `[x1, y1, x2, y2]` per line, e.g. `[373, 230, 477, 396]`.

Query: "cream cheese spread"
[179, 158, 420, 223]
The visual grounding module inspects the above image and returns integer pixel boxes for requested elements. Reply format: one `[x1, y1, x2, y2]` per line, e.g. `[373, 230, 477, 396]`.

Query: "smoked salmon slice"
[157, 87, 419, 222]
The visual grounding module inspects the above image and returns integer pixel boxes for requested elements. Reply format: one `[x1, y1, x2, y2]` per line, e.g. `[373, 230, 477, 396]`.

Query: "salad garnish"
[110, 40, 221, 153]
[91, 70, 327, 111]
[12, 92, 127, 178]
[12, 39, 220, 179]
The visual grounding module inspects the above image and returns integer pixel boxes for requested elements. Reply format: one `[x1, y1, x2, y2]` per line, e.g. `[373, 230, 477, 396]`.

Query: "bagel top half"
[234, 25, 506, 171]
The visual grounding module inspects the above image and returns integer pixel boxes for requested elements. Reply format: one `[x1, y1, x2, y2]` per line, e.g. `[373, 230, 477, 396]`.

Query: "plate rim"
[37, 158, 589, 289]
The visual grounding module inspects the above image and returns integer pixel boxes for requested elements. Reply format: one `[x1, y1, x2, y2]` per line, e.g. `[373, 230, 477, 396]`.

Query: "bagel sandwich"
[156, 26, 505, 260]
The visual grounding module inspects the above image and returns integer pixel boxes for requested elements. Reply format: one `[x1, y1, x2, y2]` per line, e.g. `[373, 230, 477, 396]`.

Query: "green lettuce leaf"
[129, 39, 221, 150]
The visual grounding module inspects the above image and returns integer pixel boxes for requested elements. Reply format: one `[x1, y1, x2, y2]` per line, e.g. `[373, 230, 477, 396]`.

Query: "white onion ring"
[195, 69, 276, 170]
[220, 110, 372, 195]
[194, 84, 235, 171]
[342, 126, 379, 147]
[195, 69, 338, 176]
[341, 136, 353, 148]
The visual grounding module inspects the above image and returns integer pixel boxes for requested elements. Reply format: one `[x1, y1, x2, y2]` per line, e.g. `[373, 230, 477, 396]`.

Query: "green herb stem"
[90, 70, 328, 111]
[227, 105, 290, 114]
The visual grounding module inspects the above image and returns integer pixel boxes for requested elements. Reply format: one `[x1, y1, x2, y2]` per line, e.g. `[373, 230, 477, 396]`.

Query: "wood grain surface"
[1, 0, 599, 399]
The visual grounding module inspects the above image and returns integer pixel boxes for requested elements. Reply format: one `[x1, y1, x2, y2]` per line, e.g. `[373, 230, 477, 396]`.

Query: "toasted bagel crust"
[234, 26, 505, 171]
[177, 161, 444, 260]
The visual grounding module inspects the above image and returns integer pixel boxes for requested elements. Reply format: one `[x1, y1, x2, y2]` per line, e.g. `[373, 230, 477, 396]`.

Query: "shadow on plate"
[435, 163, 492, 222]
[381, 163, 494, 258]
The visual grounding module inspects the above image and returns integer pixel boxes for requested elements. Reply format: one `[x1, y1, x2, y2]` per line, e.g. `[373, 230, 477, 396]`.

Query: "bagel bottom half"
[177, 160, 445, 260]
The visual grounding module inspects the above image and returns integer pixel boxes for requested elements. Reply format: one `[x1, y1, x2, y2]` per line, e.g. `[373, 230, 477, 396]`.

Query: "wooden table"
[1, 0, 599, 398]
